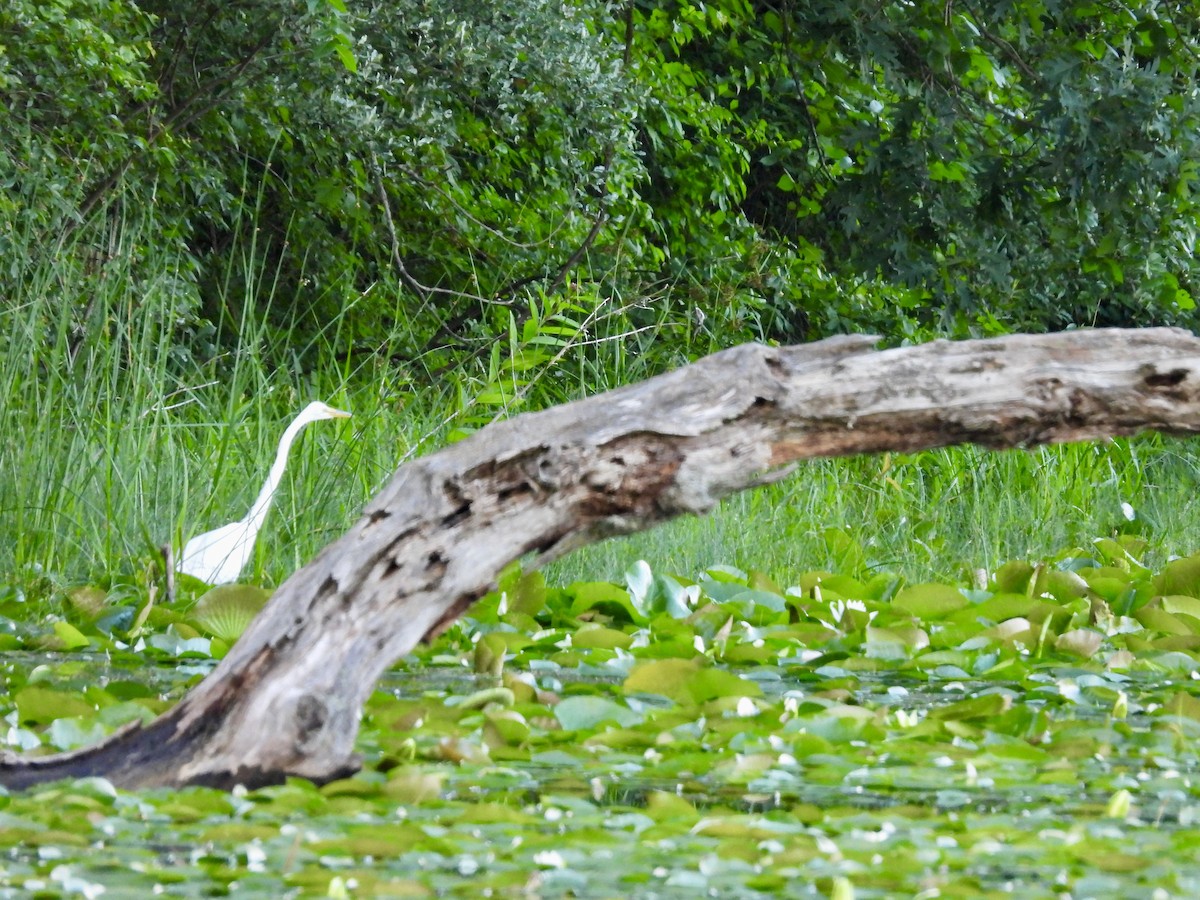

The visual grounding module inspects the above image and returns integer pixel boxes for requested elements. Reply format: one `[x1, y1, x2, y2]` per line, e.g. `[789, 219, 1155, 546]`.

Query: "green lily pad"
[1136, 605, 1196, 636]
[1156, 555, 1200, 596]
[623, 658, 761, 705]
[46, 716, 108, 751]
[190, 584, 271, 642]
[626, 561, 694, 620]
[568, 581, 644, 623]
[554, 695, 643, 730]
[993, 560, 1036, 593]
[926, 692, 1011, 722]
[506, 569, 548, 616]
[572, 623, 634, 650]
[382, 767, 445, 804]
[622, 657, 703, 703]
[891, 583, 970, 620]
[810, 573, 870, 599]
[1161, 595, 1200, 621]
[688, 667, 762, 703]
[1036, 568, 1089, 602]
[14, 686, 94, 725]
[65, 586, 107, 619]
[474, 632, 508, 676]
[146, 626, 212, 657]
[51, 620, 91, 650]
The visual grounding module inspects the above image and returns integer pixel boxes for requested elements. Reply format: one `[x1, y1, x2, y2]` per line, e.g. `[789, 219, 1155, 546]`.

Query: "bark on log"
[4, 327, 1200, 790]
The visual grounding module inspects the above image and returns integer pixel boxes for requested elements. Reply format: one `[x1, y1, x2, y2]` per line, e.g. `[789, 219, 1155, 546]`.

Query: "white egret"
[178, 401, 352, 585]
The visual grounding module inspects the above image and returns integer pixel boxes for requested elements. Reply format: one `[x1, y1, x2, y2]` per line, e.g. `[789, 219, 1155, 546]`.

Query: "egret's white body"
[178, 401, 351, 585]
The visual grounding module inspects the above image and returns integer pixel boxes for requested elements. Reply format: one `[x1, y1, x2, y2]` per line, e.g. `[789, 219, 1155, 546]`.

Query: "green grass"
[0, 199, 698, 593]
[3, 208, 1200, 599]
[549, 437, 1200, 587]
[0, 209, 417, 591]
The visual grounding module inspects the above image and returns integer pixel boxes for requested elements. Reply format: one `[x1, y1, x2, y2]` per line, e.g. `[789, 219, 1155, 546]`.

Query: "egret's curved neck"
[245, 415, 312, 530]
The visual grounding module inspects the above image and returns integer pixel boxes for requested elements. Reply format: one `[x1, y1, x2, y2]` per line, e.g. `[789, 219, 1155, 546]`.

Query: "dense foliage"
[4, 0, 1200, 394]
[645, 0, 1200, 336]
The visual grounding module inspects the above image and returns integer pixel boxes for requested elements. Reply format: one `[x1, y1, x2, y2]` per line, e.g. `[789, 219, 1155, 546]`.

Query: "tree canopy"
[4, 0, 1199, 389]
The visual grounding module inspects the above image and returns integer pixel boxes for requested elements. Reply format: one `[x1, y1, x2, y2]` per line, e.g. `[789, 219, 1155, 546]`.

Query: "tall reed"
[550, 438, 1200, 586]
[4, 200, 1199, 596]
[0, 206, 409, 592]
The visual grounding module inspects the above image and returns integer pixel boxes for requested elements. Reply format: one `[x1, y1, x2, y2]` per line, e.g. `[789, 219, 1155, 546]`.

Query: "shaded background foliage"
[3, 0, 1200, 392]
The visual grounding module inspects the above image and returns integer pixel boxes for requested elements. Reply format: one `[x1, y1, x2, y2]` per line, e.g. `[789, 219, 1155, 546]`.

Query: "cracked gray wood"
[3, 326, 1200, 789]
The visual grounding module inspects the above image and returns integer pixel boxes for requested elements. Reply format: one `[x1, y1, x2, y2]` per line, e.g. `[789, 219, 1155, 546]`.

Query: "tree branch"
[3, 327, 1200, 790]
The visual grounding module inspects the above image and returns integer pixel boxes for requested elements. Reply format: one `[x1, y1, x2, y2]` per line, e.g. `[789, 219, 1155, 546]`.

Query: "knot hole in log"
[1143, 367, 1188, 389]
[294, 694, 328, 749]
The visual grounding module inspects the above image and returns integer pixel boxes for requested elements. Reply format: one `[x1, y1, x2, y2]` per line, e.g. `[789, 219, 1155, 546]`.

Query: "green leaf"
[1157, 555, 1200, 597]
[65, 586, 107, 619]
[473, 632, 508, 676]
[626, 559, 654, 608]
[190, 584, 271, 643]
[147, 626, 212, 658]
[715, 589, 789, 626]
[553, 696, 642, 730]
[568, 582, 645, 624]
[572, 624, 634, 650]
[1135, 606, 1195, 636]
[993, 561, 1036, 593]
[382, 767, 445, 804]
[1164, 691, 1200, 721]
[1037, 569, 1088, 602]
[508, 570, 548, 616]
[1161, 595, 1200, 622]
[483, 708, 530, 747]
[52, 620, 91, 650]
[625, 561, 693, 620]
[891, 583, 969, 620]
[623, 658, 702, 703]
[334, 42, 357, 74]
[46, 717, 108, 751]
[686, 667, 762, 703]
[926, 693, 1011, 722]
[623, 658, 759, 705]
[14, 686, 94, 725]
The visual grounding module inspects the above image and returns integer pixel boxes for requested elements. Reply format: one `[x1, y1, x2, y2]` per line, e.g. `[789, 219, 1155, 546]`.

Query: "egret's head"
[296, 401, 352, 426]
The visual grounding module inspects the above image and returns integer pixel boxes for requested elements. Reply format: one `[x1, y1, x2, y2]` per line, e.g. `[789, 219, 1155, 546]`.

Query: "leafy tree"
[0, 0, 156, 267]
[627, 0, 1200, 337]
[4, 0, 1199, 405]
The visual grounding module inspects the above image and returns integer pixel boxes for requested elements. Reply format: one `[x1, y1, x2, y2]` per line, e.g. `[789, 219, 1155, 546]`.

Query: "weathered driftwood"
[4, 327, 1200, 790]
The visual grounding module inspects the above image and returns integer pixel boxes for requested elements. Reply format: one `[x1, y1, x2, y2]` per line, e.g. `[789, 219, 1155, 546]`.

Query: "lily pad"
[190, 584, 272, 642]
[1156, 555, 1200, 596]
[554, 695, 643, 730]
[891, 583, 970, 619]
[14, 686, 94, 724]
[568, 581, 644, 623]
[1054, 628, 1103, 657]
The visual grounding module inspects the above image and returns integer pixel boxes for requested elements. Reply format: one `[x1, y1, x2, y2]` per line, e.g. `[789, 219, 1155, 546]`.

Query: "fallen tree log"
[4, 326, 1200, 790]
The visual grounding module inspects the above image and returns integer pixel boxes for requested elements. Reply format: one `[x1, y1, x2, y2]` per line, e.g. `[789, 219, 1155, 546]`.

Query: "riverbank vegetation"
[3, 1, 1200, 894]
[4, 0, 1200, 585]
